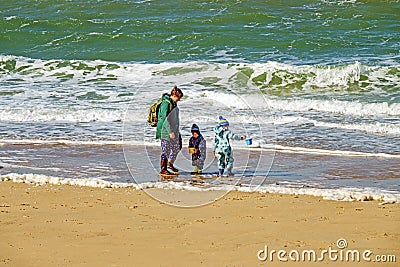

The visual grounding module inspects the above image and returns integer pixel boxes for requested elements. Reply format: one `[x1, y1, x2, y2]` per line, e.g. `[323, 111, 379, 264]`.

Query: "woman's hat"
[218, 116, 229, 126]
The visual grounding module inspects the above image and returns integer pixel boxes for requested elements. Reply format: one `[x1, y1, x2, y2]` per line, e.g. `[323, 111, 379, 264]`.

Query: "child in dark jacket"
[188, 124, 206, 174]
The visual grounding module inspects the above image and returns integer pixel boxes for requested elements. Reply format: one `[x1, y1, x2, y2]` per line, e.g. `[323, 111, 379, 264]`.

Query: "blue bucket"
[245, 138, 252, 145]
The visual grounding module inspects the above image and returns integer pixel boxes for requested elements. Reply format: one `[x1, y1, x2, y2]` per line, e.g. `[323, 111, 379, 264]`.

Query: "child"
[212, 116, 246, 176]
[188, 124, 206, 174]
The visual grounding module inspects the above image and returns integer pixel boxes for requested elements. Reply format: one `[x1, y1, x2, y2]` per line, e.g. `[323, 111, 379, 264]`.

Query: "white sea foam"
[1, 56, 398, 119]
[189, 91, 251, 109]
[1, 55, 399, 92]
[0, 138, 133, 146]
[1, 138, 399, 158]
[262, 144, 400, 158]
[4, 16, 17, 21]
[188, 91, 399, 119]
[0, 108, 126, 122]
[273, 116, 400, 135]
[1, 173, 398, 204]
[248, 61, 364, 88]
[1, 56, 398, 157]
[312, 120, 400, 135]
[0, 55, 156, 85]
[187, 90, 400, 119]
[267, 98, 400, 117]
[253, 184, 399, 204]
[0, 173, 140, 189]
[0, 97, 397, 124]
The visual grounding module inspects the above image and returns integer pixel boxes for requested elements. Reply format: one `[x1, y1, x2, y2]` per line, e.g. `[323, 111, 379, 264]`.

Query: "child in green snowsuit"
[212, 116, 246, 176]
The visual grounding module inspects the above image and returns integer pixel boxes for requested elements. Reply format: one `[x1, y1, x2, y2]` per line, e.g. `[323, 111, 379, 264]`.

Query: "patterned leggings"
[216, 151, 234, 170]
[192, 158, 205, 170]
[161, 138, 181, 164]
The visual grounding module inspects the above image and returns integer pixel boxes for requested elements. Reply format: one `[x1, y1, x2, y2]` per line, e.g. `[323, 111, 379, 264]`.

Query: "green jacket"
[156, 93, 179, 140]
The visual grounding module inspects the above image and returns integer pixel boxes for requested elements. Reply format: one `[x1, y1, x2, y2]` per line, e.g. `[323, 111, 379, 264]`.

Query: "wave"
[1, 55, 399, 92]
[0, 107, 126, 123]
[0, 97, 398, 124]
[265, 144, 400, 158]
[1, 56, 398, 121]
[193, 91, 400, 117]
[268, 98, 400, 116]
[1, 173, 398, 204]
[1, 138, 399, 159]
[311, 120, 400, 136]
[0, 138, 126, 146]
[0, 55, 154, 86]
[274, 116, 400, 135]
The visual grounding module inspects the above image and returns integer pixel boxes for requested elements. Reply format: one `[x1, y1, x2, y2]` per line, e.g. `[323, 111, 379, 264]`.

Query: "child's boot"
[227, 167, 234, 176]
[218, 169, 224, 177]
[191, 166, 199, 175]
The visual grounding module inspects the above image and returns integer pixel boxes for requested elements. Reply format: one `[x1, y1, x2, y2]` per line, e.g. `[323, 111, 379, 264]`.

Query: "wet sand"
[0, 181, 398, 266]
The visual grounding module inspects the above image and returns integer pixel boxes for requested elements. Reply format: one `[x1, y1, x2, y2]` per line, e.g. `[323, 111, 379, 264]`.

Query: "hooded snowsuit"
[189, 134, 206, 170]
[212, 125, 242, 171]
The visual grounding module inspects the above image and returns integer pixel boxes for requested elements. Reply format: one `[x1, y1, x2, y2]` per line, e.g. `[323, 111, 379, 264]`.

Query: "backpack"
[147, 98, 173, 127]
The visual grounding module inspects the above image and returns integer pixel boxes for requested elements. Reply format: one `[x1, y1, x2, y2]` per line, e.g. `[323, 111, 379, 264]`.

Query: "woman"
[156, 86, 183, 175]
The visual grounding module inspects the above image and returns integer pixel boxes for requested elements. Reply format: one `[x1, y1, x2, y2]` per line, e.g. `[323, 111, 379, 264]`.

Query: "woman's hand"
[170, 132, 175, 139]
[213, 152, 216, 158]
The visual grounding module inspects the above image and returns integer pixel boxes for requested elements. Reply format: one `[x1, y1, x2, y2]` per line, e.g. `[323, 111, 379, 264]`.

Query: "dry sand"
[0, 181, 399, 266]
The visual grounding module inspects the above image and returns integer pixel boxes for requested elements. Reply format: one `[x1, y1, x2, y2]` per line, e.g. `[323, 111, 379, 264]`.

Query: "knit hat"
[218, 116, 229, 126]
[191, 123, 200, 134]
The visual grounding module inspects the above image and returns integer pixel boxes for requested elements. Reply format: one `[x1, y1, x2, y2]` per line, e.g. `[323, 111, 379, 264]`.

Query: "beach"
[0, 181, 398, 266]
[1, 1, 399, 266]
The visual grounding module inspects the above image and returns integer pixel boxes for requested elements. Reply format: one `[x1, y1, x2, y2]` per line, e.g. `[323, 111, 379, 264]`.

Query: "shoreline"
[1, 142, 399, 206]
[1, 139, 400, 159]
[1, 172, 399, 205]
[0, 181, 399, 266]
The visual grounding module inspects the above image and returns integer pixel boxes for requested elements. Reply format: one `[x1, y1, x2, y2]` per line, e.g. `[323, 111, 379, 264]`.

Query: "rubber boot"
[227, 167, 234, 176]
[167, 161, 179, 174]
[160, 158, 171, 175]
[218, 169, 224, 177]
[191, 166, 199, 175]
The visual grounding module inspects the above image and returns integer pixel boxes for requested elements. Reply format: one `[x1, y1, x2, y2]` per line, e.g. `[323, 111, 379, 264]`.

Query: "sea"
[0, 0, 399, 206]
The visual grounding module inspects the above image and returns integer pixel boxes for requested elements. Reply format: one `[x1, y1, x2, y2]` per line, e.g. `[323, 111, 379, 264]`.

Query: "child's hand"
[213, 152, 216, 158]
[242, 135, 246, 140]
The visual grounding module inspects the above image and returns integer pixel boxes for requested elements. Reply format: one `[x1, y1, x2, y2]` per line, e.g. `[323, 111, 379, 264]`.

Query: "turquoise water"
[0, 0, 399, 150]
[1, 0, 399, 64]
[0, 0, 399, 201]
[1, 0, 399, 146]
